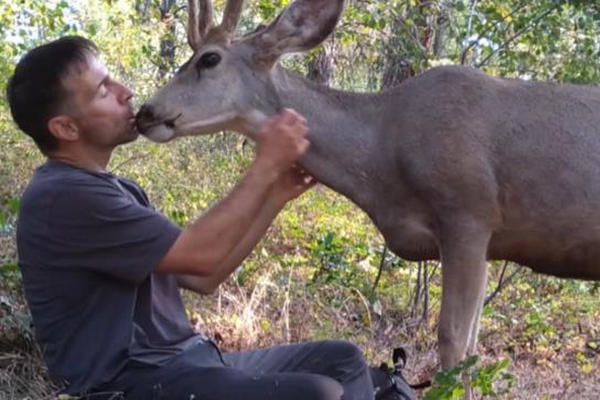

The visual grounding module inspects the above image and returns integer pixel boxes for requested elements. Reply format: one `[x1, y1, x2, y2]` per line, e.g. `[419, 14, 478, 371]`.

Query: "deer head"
[136, 0, 345, 142]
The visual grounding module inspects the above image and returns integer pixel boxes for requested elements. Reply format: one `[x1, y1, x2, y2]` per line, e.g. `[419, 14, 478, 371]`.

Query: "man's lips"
[126, 114, 138, 131]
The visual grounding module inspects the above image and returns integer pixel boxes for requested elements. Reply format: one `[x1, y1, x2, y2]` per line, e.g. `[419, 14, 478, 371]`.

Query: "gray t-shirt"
[17, 160, 203, 393]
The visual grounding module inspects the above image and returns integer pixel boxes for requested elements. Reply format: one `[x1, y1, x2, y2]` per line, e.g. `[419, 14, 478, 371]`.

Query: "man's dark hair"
[6, 36, 98, 155]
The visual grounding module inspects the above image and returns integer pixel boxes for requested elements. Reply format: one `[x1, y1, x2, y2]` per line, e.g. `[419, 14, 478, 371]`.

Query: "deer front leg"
[438, 220, 490, 368]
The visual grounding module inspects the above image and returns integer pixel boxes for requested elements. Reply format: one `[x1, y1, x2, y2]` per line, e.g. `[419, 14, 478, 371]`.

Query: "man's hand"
[255, 109, 309, 175]
[271, 165, 317, 205]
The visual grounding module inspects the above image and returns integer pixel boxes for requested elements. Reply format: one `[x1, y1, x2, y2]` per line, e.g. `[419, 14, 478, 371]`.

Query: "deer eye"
[198, 52, 221, 69]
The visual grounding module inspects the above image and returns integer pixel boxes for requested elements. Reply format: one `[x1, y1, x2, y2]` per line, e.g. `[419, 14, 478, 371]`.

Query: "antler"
[220, 0, 245, 35]
[187, 0, 214, 50]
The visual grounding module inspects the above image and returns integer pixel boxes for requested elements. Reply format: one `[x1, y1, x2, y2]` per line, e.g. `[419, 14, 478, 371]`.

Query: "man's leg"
[99, 341, 345, 400]
[125, 365, 344, 400]
[223, 340, 375, 400]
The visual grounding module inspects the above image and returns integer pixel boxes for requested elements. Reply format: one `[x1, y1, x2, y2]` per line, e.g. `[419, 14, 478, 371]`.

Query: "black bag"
[369, 347, 419, 400]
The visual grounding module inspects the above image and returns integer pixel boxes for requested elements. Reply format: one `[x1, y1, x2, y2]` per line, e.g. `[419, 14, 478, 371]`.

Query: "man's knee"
[322, 340, 367, 367]
[310, 339, 369, 387]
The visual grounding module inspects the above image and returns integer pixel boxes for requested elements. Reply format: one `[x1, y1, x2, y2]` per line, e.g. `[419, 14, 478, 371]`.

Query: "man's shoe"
[369, 347, 417, 400]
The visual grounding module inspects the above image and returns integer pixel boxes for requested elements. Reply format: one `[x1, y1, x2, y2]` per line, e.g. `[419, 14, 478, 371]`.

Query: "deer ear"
[255, 0, 344, 63]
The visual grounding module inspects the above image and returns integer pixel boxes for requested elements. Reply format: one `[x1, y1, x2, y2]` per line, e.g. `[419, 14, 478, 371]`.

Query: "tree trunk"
[135, 0, 153, 22]
[380, 0, 449, 90]
[434, 0, 451, 59]
[158, 0, 177, 80]
[381, 15, 415, 90]
[306, 44, 333, 86]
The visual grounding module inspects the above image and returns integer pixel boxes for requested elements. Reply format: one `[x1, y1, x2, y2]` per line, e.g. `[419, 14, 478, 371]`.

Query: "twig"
[465, 0, 479, 42]
[281, 269, 293, 342]
[484, 261, 523, 306]
[427, 260, 439, 282]
[460, 0, 480, 65]
[350, 287, 373, 331]
[422, 261, 429, 324]
[371, 246, 388, 296]
[411, 261, 423, 319]
[110, 152, 153, 173]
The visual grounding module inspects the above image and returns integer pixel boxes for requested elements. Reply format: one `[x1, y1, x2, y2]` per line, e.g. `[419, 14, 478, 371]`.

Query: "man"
[7, 36, 376, 399]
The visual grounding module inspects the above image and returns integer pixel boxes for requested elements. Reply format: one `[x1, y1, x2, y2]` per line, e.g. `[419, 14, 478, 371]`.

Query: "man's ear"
[47, 115, 80, 142]
[252, 0, 344, 65]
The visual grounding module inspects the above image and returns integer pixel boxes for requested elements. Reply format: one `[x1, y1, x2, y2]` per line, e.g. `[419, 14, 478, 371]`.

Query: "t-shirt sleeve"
[46, 179, 182, 284]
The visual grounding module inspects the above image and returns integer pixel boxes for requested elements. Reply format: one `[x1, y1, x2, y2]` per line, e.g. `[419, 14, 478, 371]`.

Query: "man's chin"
[118, 128, 140, 145]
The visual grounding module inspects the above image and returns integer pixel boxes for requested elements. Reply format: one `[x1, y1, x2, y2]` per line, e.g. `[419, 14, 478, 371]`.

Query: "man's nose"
[117, 83, 134, 104]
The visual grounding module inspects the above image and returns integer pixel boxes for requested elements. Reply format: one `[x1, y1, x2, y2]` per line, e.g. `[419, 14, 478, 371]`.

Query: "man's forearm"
[177, 194, 284, 294]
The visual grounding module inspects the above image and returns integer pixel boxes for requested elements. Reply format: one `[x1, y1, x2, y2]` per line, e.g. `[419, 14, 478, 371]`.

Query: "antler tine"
[220, 0, 245, 35]
[187, 0, 201, 50]
[188, 0, 214, 50]
[198, 0, 215, 36]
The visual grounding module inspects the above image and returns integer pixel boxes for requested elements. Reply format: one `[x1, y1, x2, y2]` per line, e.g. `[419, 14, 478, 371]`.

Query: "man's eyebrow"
[96, 74, 109, 90]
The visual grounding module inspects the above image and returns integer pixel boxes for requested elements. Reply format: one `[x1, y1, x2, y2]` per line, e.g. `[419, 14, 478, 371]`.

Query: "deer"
[136, 0, 600, 390]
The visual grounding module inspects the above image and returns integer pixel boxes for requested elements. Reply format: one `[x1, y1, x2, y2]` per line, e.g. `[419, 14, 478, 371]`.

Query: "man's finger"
[298, 138, 310, 155]
[281, 108, 306, 126]
[280, 108, 296, 124]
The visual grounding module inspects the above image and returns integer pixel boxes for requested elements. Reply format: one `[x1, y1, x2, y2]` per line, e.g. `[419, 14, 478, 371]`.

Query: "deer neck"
[268, 67, 385, 210]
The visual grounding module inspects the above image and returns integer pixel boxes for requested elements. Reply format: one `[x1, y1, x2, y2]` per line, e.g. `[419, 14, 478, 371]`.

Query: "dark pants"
[96, 340, 375, 400]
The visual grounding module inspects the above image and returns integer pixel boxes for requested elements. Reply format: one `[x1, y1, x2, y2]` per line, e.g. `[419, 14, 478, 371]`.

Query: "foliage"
[424, 356, 515, 399]
[453, 0, 600, 82]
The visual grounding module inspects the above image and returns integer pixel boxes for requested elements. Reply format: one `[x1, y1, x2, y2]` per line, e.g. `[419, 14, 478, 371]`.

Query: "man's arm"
[155, 110, 309, 277]
[176, 166, 315, 294]
[175, 194, 281, 294]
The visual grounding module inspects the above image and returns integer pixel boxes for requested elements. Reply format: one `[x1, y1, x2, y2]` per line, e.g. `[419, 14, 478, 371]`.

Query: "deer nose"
[137, 104, 155, 121]
[135, 104, 156, 134]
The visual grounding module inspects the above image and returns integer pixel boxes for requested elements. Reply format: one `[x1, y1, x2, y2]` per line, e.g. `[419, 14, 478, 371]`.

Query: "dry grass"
[0, 285, 58, 400]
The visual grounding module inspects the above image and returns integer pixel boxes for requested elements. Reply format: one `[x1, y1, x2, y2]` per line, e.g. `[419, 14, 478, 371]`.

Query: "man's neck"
[49, 145, 113, 173]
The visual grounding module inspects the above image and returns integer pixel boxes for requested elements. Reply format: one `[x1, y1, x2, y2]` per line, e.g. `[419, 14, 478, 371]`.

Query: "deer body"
[274, 64, 600, 281]
[137, 0, 600, 382]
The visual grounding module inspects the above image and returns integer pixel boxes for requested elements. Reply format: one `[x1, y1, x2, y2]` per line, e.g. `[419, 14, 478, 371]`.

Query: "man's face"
[61, 53, 137, 148]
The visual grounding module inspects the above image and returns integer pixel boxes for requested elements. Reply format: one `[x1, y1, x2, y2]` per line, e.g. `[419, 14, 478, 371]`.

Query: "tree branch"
[460, 1, 530, 65]
[476, 4, 559, 68]
[371, 246, 388, 296]
[484, 261, 523, 306]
